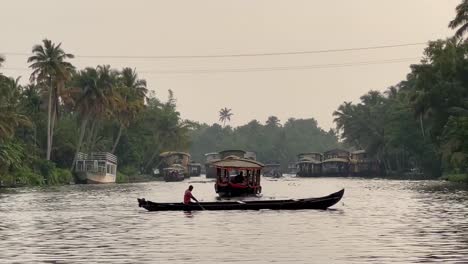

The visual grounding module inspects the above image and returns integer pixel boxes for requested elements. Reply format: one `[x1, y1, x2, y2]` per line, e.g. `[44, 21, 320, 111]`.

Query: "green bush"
[53, 168, 72, 185]
[14, 168, 44, 186]
[116, 171, 129, 183]
[442, 174, 468, 183]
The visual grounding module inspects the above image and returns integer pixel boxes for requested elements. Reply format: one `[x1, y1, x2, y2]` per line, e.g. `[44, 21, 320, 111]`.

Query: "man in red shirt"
[184, 185, 199, 205]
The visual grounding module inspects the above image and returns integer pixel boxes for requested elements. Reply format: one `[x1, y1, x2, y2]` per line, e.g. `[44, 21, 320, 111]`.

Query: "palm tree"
[219, 107, 233, 127]
[266, 116, 281, 127]
[111, 67, 147, 153]
[449, 0, 468, 39]
[28, 39, 74, 160]
[0, 75, 30, 141]
[70, 65, 119, 169]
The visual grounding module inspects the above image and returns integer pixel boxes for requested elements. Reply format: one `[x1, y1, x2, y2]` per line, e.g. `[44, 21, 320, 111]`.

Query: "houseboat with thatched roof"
[159, 151, 191, 178]
[74, 152, 117, 184]
[322, 149, 350, 176]
[296, 152, 323, 177]
[349, 150, 380, 176]
[213, 155, 263, 197]
[204, 152, 221, 178]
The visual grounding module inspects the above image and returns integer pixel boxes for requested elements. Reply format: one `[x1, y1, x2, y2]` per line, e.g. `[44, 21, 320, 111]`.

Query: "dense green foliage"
[0, 39, 190, 187]
[188, 117, 340, 167]
[334, 39, 468, 178]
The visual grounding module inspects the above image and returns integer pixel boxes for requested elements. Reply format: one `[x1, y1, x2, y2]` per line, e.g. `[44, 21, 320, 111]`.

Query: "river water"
[0, 176, 467, 263]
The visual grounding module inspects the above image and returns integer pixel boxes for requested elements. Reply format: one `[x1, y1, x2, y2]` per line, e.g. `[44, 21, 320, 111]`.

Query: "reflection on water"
[0, 176, 467, 263]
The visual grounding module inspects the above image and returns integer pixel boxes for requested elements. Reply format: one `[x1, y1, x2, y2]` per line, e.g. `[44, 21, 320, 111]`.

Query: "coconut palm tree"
[449, 0, 468, 39]
[219, 107, 233, 127]
[27, 39, 74, 160]
[111, 67, 147, 153]
[266, 116, 281, 127]
[0, 75, 30, 141]
[70, 65, 119, 169]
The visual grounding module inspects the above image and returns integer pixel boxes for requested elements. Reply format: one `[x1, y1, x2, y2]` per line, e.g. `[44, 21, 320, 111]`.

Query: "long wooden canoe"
[137, 188, 344, 211]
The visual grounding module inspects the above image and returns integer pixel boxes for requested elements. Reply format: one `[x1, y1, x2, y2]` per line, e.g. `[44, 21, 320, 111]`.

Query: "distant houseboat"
[213, 155, 263, 197]
[204, 152, 221, 178]
[188, 162, 202, 176]
[287, 162, 298, 174]
[74, 152, 117, 184]
[263, 162, 282, 177]
[296, 152, 323, 177]
[159, 151, 191, 178]
[163, 164, 186, 182]
[322, 149, 350, 176]
[349, 150, 380, 176]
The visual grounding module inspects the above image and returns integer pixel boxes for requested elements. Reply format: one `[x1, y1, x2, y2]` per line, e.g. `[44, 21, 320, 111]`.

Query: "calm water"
[0, 176, 467, 263]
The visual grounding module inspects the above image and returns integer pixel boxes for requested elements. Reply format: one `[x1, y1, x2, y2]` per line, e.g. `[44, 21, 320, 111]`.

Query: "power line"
[1, 57, 421, 75]
[0, 42, 426, 60]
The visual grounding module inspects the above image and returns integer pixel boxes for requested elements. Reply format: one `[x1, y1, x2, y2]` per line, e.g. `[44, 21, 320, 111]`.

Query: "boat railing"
[76, 152, 117, 164]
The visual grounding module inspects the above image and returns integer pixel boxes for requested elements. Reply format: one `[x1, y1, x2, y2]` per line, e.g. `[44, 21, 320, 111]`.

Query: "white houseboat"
[74, 152, 117, 184]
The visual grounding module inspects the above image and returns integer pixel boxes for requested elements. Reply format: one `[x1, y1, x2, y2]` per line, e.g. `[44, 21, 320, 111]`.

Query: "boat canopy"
[322, 158, 348, 163]
[159, 151, 191, 158]
[163, 164, 185, 171]
[212, 156, 264, 169]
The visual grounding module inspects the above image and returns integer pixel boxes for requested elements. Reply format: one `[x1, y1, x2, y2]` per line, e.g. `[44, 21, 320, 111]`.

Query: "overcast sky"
[0, 0, 460, 129]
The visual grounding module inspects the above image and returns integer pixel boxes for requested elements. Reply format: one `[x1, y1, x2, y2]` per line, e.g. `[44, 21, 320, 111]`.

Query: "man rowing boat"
[184, 185, 199, 205]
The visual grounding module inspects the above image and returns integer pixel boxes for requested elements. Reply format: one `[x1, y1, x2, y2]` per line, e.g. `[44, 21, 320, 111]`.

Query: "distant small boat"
[137, 188, 344, 211]
[163, 165, 185, 182]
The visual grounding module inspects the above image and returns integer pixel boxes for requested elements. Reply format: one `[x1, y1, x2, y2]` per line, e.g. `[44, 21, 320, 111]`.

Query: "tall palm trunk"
[49, 97, 57, 160]
[71, 116, 89, 170]
[111, 124, 124, 154]
[46, 79, 53, 160]
[89, 122, 100, 153]
[86, 119, 97, 153]
[419, 113, 425, 139]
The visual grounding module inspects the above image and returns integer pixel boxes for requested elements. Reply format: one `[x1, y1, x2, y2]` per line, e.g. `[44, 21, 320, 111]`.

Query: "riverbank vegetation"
[2, 2, 468, 186]
[0, 40, 190, 187]
[334, 40, 468, 179]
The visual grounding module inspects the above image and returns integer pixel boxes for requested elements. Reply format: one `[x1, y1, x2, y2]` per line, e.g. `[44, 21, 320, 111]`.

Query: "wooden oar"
[196, 201, 206, 210]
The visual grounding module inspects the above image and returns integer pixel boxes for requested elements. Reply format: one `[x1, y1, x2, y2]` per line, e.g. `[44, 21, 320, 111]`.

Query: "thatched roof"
[212, 156, 264, 169]
[322, 158, 348, 163]
[159, 151, 191, 158]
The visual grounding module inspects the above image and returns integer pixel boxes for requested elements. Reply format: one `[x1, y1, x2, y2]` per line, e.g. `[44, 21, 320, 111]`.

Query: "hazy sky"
[0, 0, 460, 129]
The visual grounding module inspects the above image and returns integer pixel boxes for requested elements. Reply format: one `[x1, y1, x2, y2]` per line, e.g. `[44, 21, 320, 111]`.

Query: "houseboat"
[74, 152, 117, 184]
[322, 149, 350, 176]
[213, 155, 263, 197]
[159, 151, 191, 178]
[163, 164, 186, 182]
[204, 152, 221, 178]
[188, 162, 202, 176]
[349, 150, 380, 176]
[263, 162, 282, 177]
[296, 152, 323, 177]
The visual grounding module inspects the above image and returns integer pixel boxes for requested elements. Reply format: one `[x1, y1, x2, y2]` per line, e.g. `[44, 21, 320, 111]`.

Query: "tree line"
[0, 40, 190, 186]
[333, 2, 468, 180]
[189, 116, 340, 168]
